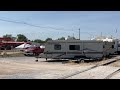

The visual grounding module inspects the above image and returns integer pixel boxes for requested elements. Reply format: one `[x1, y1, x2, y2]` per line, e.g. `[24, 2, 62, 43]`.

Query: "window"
[54, 44, 61, 50]
[112, 45, 114, 48]
[118, 44, 120, 47]
[103, 45, 105, 48]
[69, 45, 80, 50]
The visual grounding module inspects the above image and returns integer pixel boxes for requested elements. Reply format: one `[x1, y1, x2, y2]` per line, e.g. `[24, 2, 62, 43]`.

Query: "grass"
[0, 51, 24, 57]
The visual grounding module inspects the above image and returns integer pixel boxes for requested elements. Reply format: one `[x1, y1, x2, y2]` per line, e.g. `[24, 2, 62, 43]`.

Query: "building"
[0, 37, 31, 50]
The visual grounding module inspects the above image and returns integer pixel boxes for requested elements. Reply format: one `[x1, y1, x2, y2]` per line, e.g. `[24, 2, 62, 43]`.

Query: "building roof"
[0, 37, 13, 41]
[47, 40, 104, 43]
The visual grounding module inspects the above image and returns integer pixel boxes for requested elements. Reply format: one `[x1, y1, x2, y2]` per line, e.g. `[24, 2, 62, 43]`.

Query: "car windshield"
[29, 46, 40, 48]
[30, 45, 39, 47]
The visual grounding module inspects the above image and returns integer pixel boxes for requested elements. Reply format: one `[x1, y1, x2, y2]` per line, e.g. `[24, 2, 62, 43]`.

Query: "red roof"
[3, 42, 31, 44]
[0, 37, 13, 41]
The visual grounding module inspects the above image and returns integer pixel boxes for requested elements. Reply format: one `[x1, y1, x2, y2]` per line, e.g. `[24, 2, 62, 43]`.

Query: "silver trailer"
[111, 39, 120, 54]
[40, 40, 115, 60]
[116, 40, 120, 54]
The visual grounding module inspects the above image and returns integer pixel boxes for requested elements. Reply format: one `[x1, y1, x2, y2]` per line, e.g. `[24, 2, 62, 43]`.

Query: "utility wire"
[0, 17, 94, 39]
[0, 18, 72, 31]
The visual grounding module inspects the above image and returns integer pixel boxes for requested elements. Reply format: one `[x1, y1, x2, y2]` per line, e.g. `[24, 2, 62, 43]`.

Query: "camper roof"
[47, 40, 105, 43]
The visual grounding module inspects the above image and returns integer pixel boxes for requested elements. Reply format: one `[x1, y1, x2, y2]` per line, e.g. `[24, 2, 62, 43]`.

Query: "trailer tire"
[74, 56, 79, 60]
[35, 60, 38, 62]
[80, 60, 85, 63]
[24, 54, 27, 56]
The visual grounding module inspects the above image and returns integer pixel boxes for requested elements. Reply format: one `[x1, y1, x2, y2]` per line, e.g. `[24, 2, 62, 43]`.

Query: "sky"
[0, 11, 120, 40]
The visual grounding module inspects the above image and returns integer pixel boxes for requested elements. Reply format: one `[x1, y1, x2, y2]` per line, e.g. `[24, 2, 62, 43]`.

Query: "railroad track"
[58, 56, 120, 79]
[104, 68, 120, 79]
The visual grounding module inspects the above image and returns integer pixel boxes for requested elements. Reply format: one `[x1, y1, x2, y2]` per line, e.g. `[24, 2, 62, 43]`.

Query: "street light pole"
[79, 28, 80, 40]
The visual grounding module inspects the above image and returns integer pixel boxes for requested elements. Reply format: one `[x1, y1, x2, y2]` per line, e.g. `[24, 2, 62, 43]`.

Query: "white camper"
[92, 36, 119, 54]
[116, 40, 120, 54]
[40, 40, 115, 60]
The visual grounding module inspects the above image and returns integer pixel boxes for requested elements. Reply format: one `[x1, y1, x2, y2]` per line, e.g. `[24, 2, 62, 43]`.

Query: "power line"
[0, 18, 73, 32]
[0, 17, 96, 40]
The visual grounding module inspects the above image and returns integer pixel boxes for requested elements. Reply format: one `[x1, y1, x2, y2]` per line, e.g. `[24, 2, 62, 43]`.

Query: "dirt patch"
[1, 56, 120, 79]
[108, 60, 120, 67]
[0, 51, 24, 57]
[0, 57, 93, 79]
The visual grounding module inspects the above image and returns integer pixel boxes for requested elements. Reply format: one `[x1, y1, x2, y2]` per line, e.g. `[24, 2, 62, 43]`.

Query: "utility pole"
[79, 28, 80, 40]
[73, 33, 74, 38]
[72, 29, 74, 38]
[111, 35, 113, 38]
[116, 28, 117, 33]
[115, 28, 117, 39]
[101, 32, 102, 37]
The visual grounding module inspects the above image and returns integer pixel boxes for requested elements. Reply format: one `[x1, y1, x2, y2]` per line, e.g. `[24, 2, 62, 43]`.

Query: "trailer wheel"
[24, 54, 27, 56]
[74, 56, 79, 60]
[80, 60, 85, 63]
[35, 60, 38, 62]
[33, 53, 35, 56]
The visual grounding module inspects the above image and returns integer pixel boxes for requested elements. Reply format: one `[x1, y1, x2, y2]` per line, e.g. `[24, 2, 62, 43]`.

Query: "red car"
[24, 46, 44, 56]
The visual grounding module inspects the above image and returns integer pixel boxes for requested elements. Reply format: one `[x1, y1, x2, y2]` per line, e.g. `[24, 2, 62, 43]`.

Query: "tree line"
[2, 34, 67, 43]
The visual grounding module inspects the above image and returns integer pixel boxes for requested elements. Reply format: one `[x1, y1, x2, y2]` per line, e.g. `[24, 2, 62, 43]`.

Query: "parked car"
[24, 46, 44, 56]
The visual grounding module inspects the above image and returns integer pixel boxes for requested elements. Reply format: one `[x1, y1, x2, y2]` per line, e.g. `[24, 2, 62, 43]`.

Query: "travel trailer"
[39, 40, 115, 60]
[92, 36, 120, 54]
[116, 40, 120, 54]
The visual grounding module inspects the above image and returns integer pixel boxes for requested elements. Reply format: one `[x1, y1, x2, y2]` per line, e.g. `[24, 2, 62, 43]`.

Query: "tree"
[57, 37, 65, 40]
[67, 35, 76, 40]
[3, 34, 12, 38]
[33, 39, 45, 43]
[45, 38, 52, 42]
[3, 34, 16, 41]
[16, 34, 28, 42]
[27, 40, 31, 42]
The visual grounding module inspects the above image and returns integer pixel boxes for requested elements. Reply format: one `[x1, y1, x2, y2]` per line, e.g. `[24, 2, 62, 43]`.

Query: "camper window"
[54, 44, 61, 50]
[118, 44, 120, 47]
[112, 45, 114, 48]
[103, 45, 105, 48]
[69, 45, 80, 50]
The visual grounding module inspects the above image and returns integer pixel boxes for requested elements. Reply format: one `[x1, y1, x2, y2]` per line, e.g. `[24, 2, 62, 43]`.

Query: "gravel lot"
[0, 56, 120, 79]
[0, 57, 93, 79]
[110, 72, 120, 79]
[67, 66, 119, 79]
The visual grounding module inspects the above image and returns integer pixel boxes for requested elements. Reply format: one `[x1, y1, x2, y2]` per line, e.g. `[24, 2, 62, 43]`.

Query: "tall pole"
[72, 29, 74, 38]
[115, 28, 117, 39]
[79, 28, 80, 40]
[73, 33, 74, 38]
[101, 32, 102, 37]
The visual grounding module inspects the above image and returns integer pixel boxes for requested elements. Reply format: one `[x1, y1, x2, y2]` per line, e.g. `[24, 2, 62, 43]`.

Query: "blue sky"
[0, 11, 120, 40]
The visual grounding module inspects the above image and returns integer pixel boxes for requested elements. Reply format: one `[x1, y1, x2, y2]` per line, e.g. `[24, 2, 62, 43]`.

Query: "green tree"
[3, 34, 12, 38]
[27, 40, 31, 42]
[58, 37, 65, 40]
[33, 39, 45, 43]
[67, 36, 76, 40]
[45, 38, 52, 42]
[3, 34, 16, 41]
[16, 34, 28, 42]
